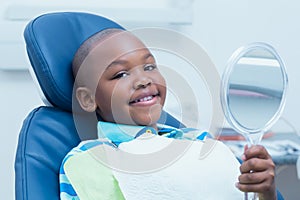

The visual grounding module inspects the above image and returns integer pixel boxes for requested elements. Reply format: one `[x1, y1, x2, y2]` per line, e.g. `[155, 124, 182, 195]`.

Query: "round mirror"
[221, 42, 288, 145]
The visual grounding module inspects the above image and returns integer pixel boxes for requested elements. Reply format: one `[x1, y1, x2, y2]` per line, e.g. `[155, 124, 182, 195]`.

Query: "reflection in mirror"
[221, 42, 288, 145]
[229, 48, 284, 130]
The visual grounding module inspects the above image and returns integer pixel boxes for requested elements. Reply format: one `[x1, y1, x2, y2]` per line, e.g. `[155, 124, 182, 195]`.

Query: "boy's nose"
[133, 77, 153, 89]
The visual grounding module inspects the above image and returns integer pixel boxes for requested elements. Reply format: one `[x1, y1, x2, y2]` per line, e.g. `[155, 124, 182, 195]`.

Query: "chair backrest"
[15, 12, 184, 200]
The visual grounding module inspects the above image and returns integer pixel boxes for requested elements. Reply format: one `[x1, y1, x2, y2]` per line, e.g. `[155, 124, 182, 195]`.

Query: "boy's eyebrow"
[143, 52, 154, 60]
[106, 52, 154, 70]
[106, 60, 127, 69]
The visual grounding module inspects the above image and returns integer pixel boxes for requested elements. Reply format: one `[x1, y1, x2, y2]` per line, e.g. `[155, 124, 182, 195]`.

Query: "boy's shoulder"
[60, 139, 114, 169]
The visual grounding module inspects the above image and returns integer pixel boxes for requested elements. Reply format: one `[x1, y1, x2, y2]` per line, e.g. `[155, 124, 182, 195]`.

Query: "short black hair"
[72, 28, 124, 79]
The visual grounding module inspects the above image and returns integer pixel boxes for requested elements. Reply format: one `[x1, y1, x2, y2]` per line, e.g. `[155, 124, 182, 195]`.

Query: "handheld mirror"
[221, 42, 288, 145]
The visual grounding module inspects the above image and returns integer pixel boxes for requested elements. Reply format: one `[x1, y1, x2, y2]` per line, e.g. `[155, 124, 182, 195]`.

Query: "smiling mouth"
[129, 93, 160, 104]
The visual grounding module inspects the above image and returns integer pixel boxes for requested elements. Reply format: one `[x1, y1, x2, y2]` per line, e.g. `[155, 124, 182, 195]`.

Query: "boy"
[60, 29, 279, 199]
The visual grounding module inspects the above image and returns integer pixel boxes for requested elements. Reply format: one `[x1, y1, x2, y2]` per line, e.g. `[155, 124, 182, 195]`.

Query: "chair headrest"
[24, 12, 124, 111]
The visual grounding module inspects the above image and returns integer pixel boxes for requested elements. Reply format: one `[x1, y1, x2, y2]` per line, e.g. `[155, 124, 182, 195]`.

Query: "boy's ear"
[75, 87, 97, 112]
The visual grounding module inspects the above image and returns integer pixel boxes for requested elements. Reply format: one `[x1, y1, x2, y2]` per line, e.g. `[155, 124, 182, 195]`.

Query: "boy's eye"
[112, 71, 129, 79]
[144, 64, 157, 71]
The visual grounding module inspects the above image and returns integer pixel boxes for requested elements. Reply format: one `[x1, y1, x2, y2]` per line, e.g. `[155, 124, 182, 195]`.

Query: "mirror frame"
[221, 42, 288, 135]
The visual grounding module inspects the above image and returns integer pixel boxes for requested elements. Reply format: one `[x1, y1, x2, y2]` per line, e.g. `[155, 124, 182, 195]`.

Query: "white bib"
[113, 135, 244, 200]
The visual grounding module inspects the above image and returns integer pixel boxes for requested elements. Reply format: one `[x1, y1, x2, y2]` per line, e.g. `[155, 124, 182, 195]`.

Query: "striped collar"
[97, 121, 210, 146]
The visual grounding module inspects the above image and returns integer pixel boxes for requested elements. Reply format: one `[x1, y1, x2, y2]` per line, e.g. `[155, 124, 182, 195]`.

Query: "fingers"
[237, 169, 275, 193]
[238, 169, 275, 185]
[236, 180, 274, 194]
[240, 157, 275, 173]
[242, 145, 271, 161]
[237, 144, 276, 197]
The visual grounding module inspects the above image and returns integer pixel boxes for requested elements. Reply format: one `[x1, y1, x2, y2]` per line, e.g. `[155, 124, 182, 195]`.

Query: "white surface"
[116, 137, 243, 199]
[187, 0, 300, 136]
[0, 0, 192, 71]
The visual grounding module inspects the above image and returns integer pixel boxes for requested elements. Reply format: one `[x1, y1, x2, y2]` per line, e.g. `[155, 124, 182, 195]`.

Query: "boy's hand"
[236, 145, 277, 200]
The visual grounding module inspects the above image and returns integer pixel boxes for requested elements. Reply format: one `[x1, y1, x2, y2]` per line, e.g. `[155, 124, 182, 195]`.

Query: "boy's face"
[78, 31, 166, 128]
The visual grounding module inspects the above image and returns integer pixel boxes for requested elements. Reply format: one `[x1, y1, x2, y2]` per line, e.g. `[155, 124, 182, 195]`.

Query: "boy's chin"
[112, 114, 160, 127]
[133, 113, 162, 128]
[114, 106, 163, 127]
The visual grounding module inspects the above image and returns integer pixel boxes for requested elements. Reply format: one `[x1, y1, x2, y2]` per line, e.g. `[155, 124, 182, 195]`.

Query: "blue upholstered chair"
[14, 12, 184, 200]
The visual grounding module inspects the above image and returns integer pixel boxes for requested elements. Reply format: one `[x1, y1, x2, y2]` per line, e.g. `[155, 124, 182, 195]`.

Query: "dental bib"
[63, 133, 244, 199]
[113, 135, 244, 200]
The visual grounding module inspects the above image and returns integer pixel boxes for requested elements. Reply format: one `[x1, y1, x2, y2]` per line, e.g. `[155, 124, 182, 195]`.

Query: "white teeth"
[136, 95, 153, 103]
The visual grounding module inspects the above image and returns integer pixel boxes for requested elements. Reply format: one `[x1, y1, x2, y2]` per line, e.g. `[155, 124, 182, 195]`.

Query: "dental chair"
[14, 12, 184, 200]
[15, 11, 285, 200]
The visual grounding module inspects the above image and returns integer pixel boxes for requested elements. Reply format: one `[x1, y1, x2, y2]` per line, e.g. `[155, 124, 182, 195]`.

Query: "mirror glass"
[221, 42, 288, 145]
